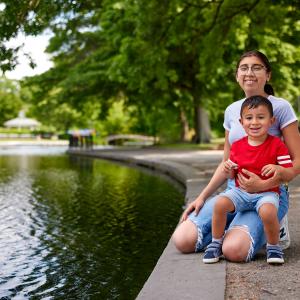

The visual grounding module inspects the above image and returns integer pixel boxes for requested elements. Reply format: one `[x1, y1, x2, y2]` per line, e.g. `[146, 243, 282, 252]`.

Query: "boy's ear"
[239, 118, 243, 125]
[270, 116, 276, 125]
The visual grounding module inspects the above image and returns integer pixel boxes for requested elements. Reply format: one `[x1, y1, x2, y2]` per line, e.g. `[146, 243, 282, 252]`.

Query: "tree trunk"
[193, 104, 211, 144]
[179, 108, 190, 142]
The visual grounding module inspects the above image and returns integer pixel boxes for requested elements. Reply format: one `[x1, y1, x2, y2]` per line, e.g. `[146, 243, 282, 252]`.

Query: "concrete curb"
[67, 148, 225, 300]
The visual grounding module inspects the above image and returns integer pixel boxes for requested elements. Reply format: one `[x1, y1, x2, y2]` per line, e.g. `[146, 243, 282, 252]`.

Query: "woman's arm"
[181, 131, 231, 221]
[238, 121, 300, 192]
[281, 121, 300, 176]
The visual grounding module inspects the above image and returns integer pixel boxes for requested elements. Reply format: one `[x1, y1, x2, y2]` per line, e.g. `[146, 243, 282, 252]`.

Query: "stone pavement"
[68, 147, 300, 300]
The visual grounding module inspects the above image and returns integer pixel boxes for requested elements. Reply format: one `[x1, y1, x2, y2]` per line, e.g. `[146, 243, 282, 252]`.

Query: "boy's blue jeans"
[219, 187, 279, 212]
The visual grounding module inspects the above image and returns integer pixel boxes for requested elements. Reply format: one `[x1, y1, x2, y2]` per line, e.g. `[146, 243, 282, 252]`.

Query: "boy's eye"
[257, 115, 266, 119]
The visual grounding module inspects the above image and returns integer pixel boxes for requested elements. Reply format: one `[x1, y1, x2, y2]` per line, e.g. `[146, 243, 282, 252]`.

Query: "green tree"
[1, 0, 300, 142]
[0, 76, 23, 125]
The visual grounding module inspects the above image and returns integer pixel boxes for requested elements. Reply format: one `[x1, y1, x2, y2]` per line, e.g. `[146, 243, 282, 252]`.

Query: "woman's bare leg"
[172, 220, 198, 253]
[222, 227, 252, 262]
[173, 219, 253, 261]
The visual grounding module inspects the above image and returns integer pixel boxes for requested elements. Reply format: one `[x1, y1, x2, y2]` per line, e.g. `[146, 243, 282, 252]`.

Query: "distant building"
[3, 111, 41, 130]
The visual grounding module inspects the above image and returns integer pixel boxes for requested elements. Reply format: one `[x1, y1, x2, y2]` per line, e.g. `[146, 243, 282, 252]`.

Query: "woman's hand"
[238, 166, 292, 192]
[180, 197, 205, 223]
[237, 169, 265, 193]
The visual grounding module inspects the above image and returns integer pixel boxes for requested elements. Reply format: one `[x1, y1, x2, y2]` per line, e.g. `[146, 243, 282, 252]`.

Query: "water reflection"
[0, 145, 67, 156]
[0, 148, 184, 299]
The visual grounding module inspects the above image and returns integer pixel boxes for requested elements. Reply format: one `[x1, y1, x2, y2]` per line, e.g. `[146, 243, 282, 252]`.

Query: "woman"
[172, 50, 300, 262]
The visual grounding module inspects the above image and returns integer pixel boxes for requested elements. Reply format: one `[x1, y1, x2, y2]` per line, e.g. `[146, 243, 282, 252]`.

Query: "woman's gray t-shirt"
[223, 95, 298, 145]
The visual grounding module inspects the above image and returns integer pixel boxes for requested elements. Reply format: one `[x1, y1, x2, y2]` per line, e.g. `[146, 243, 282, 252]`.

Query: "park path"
[68, 147, 300, 300]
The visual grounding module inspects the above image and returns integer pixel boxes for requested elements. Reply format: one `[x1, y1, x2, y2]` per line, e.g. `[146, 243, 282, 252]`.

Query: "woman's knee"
[222, 228, 251, 262]
[172, 220, 197, 253]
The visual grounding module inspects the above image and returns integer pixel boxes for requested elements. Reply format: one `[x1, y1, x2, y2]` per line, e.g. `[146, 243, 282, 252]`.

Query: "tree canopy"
[1, 0, 299, 142]
[0, 76, 23, 125]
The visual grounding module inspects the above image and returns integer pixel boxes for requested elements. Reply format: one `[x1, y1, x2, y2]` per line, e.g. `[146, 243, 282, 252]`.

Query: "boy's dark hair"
[240, 95, 274, 118]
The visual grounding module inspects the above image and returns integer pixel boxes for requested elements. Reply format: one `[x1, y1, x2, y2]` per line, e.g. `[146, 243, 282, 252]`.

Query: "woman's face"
[236, 55, 271, 97]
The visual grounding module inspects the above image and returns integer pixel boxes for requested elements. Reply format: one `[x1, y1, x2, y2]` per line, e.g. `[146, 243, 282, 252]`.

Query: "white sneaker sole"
[203, 257, 220, 264]
[267, 258, 284, 264]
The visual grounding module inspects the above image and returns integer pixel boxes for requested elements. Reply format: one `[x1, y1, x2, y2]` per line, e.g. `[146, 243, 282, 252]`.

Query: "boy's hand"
[261, 164, 282, 177]
[223, 159, 238, 173]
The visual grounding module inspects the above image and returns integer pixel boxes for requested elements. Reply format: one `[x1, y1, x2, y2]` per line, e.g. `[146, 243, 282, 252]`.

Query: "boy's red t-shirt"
[230, 135, 293, 193]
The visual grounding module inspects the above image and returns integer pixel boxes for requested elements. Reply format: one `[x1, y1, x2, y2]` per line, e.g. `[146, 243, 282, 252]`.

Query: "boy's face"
[240, 105, 275, 138]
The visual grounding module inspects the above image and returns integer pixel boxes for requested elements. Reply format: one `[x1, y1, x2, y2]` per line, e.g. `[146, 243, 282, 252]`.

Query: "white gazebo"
[4, 111, 41, 130]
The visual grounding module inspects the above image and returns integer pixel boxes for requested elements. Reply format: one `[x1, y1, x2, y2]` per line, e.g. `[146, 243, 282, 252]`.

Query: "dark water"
[0, 147, 184, 299]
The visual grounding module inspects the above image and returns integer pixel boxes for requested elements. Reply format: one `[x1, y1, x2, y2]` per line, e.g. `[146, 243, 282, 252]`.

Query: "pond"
[0, 146, 184, 299]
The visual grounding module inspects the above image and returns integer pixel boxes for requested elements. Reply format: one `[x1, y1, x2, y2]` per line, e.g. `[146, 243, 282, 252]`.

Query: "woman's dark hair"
[240, 95, 273, 118]
[236, 50, 274, 96]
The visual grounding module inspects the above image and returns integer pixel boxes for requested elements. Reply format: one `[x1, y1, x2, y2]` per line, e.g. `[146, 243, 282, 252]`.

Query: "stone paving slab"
[137, 240, 226, 300]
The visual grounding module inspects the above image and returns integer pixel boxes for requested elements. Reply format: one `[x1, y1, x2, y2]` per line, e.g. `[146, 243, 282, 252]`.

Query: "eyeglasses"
[238, 64, 266, 75]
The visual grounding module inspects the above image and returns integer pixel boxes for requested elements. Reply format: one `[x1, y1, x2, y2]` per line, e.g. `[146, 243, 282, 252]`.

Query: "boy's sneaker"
[279, 214, 291, 250]
[203, 241, 222, 264]
[266, 245, 284, 264]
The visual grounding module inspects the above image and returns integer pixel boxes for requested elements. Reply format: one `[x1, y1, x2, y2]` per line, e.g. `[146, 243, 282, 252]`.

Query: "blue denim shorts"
[188, 179, 288, 261]
[219, 187, 279, 213]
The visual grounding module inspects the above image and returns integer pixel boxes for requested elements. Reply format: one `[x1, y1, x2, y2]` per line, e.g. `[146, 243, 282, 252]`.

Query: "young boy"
[203, 95, 293, 264]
